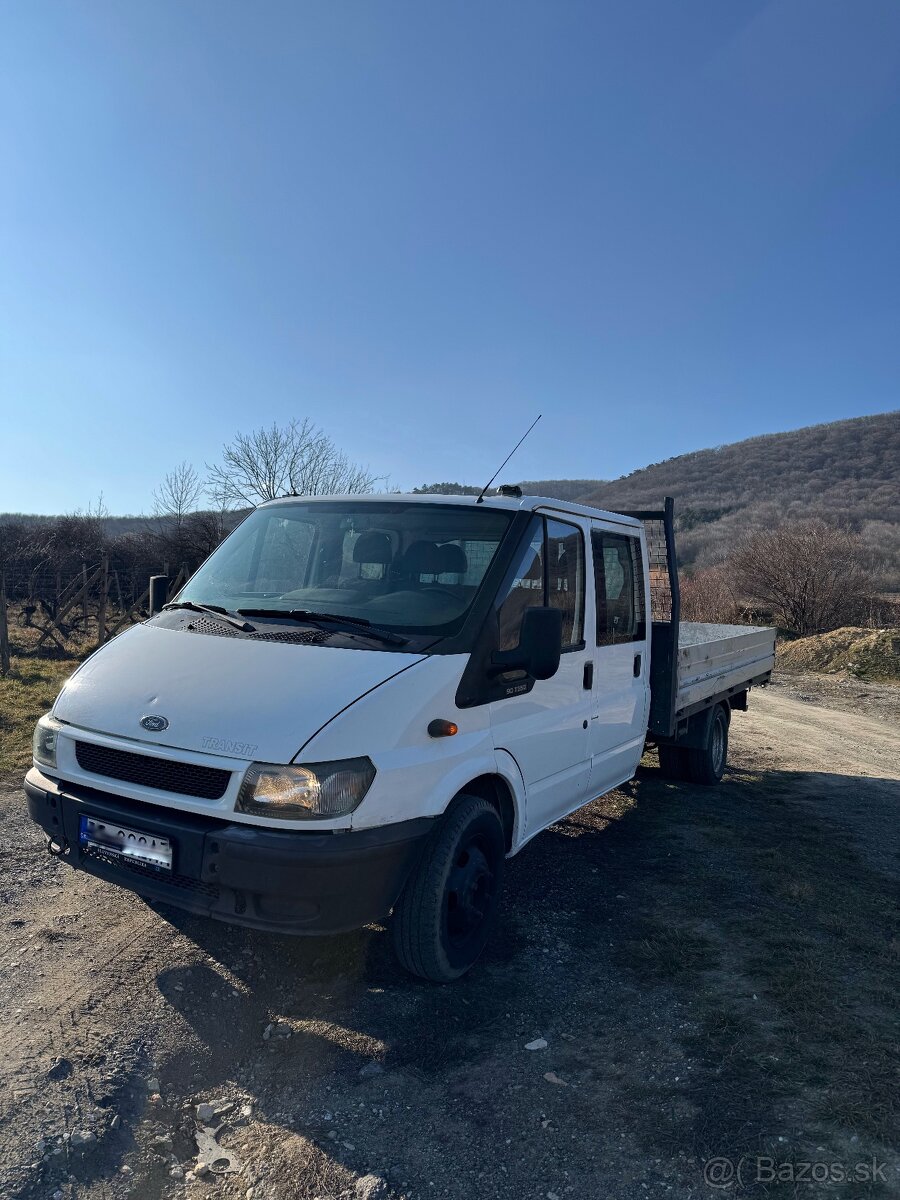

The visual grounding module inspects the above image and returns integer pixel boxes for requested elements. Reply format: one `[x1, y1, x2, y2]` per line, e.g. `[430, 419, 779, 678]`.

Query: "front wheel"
[392, 794, 505, 982]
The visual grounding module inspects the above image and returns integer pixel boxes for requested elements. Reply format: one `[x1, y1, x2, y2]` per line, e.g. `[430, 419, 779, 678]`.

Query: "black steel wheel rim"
[445, 834, 497, 947]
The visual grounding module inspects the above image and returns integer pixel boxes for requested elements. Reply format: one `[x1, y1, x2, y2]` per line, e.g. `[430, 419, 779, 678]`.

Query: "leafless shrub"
[34, 503, 108, 576]
[729, 520, 873, 635]
[679, 564, 741, 624]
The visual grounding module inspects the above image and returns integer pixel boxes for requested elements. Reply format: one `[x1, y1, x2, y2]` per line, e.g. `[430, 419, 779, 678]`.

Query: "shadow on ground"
[78, 759, 899, 1198]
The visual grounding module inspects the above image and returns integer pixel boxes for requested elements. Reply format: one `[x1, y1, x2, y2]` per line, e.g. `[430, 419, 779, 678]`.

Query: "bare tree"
[153, 462, 204, 530]
[729, 520, 872, 635]
[85, 493, 109, 523]
[206, 419, 378, 508]
[293, 438, 380, 497]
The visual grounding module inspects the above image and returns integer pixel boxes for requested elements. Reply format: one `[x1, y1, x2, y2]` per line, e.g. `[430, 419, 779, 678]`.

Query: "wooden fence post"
[97, 555, 109, 647]
[0, 574, 10, 676]
[81, 563, 89, 626]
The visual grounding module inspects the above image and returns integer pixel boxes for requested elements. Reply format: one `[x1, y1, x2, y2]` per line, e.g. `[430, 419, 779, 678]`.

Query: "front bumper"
[24, 768, 434, 935]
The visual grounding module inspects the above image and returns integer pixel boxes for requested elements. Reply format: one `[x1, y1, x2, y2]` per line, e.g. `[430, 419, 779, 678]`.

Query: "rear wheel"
[687, 706, 729, 785]
[392, 794, 505, 982]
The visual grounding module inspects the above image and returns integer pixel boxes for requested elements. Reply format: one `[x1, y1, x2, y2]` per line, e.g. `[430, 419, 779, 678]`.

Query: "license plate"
[79, 815, 173, 871]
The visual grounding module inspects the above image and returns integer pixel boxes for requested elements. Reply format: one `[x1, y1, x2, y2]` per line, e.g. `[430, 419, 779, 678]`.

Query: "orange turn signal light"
[427, 719, 459, 738]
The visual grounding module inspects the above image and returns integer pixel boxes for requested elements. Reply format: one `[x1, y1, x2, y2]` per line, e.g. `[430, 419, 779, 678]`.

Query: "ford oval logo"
[140, 715, 169, 733]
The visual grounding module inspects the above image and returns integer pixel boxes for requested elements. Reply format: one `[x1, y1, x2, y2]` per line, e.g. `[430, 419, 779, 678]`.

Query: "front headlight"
[236, 757, 375, 820]
[33, 718, 58, 770]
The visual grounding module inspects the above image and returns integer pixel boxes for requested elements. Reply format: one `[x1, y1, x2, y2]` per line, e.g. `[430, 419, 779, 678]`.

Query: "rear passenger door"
[588, 525, 650, 794]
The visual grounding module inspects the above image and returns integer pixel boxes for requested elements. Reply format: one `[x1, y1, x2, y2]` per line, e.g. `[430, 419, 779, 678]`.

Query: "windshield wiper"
[237, 608, 407, 646]
[164, 601, 257, 633]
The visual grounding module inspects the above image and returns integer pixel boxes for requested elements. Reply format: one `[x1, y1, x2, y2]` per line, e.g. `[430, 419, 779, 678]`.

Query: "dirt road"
[1, 682, 898, 1200]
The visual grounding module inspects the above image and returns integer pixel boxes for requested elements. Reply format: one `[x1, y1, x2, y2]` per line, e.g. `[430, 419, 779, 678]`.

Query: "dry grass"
[0, 602, 113, 774]
[0, 655, 81, 774]
[617, 923, 719, 979]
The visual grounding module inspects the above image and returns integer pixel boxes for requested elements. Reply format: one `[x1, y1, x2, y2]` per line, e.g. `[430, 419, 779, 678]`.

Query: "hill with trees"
[572, 412, 899, 586]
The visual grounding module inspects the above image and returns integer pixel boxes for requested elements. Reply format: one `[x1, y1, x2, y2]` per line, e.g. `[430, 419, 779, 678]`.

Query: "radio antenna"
[475, 414, 541, 504]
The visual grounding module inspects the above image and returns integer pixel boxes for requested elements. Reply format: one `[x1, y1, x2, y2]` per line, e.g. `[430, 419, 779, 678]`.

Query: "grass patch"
[617, 922, 719, 979]
[0, 601, 98, 776]
[0, 655, 81, 775]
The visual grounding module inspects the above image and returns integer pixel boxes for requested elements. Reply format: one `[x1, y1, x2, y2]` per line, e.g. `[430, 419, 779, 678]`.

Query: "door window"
[496, 516, 586, 651]
[546, 519, 585, 648]
[592, 532, 645, 645]
[497, 520, 545, 650]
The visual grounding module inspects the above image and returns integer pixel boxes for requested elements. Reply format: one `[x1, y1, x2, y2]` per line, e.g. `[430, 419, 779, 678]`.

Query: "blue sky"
[2, 1, 899, 514]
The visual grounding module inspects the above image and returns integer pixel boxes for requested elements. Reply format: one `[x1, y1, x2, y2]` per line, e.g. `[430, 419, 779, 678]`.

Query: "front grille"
[75, 741, 231, 800]
[82, 846, 220, 899]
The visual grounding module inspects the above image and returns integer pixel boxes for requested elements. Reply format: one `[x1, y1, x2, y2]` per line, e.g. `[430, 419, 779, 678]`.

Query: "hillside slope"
[572, 412, 900, 583]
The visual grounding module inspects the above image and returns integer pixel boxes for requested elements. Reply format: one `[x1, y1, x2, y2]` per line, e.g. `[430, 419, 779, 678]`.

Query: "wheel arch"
[454, 773, 518, 853]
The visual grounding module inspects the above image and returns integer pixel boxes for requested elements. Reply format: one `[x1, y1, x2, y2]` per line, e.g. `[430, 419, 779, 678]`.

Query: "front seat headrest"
[436, 543, 468, 575]
[353, 531, 393, 565]
[402, 540, 443, 575]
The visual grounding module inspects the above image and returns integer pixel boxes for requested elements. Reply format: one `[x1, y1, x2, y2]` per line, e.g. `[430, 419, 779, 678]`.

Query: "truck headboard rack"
[619, 497, 681, 739]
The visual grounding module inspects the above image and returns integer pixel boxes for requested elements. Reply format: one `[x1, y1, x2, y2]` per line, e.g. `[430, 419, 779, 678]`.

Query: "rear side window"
[592, 532, 646, 645]
[496, 516, 585, 651]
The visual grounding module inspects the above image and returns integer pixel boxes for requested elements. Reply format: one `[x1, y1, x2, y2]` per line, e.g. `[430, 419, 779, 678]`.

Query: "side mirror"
[491, 606, 563, 681]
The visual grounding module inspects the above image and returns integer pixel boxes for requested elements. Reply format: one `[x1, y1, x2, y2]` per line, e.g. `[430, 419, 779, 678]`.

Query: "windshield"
[177, 501, 513, 636]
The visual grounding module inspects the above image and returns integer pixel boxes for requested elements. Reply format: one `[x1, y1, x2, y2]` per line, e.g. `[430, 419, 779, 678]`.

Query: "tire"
[658, 744, 689, 780]
[392, 793, 505, 983]
[687, 706, 729, 785]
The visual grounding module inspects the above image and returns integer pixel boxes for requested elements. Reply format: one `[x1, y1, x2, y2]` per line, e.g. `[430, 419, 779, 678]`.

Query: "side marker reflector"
[427, 719, 459, 738]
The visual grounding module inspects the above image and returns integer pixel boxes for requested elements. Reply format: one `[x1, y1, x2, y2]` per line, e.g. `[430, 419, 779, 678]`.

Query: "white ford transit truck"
[26, 493, 775, 981]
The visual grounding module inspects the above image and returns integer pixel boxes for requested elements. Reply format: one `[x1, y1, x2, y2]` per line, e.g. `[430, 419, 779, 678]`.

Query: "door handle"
[633, 653, 642, 678]
[583, 661, 594, 690]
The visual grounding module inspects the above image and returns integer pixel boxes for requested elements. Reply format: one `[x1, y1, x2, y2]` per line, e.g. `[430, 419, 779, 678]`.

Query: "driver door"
[489, 513, 593, 838]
